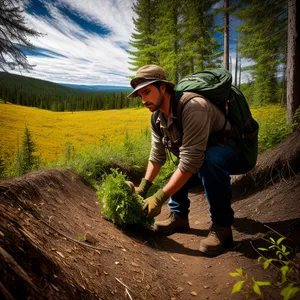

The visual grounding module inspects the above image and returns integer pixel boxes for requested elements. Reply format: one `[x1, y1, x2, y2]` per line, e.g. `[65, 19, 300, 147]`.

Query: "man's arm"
[143, 167, 192, 218]
[162, 168, 193, 197]
[128, 160, 161, 198]
[145, 162, 193, 197]
[145, 160, 161, 183]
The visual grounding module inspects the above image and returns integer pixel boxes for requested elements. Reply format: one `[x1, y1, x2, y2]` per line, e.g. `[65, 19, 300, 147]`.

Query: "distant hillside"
[0, 71, 81, 93]
[0, 72, 140, 111]
[60, 83, 131, 92]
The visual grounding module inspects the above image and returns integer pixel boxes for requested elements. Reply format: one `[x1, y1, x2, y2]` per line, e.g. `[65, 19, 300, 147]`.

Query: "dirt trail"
[1, 132, 300, 299]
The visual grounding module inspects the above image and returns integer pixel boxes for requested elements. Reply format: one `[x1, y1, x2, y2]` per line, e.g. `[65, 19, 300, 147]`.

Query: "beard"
[145, 92, 164, 112]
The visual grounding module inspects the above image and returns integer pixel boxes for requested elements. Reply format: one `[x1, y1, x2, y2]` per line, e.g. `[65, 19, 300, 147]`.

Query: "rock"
[84, 231, 97, 244]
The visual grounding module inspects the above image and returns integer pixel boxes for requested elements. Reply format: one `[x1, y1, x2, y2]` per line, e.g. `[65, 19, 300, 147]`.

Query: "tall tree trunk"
[281, 64, 286, 106]
[238, 58, 242, 88]
[235, 34, 239, 86]
[224, 0, 229, 70]
[287, 0, 300, 124]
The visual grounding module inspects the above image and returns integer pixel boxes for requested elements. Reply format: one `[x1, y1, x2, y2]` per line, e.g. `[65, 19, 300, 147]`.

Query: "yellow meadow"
[250, 104, 286, 120]
[0, 102, 287, 166]
[0, 102, 151, 165]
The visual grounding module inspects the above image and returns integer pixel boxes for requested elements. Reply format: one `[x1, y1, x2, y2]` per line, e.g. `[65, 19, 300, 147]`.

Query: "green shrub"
[97, 169, 154, 227]
[229, 235, 300, 299]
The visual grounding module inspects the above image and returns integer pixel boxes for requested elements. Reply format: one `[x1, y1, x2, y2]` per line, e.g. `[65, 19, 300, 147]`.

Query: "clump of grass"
[97, 169, 154, 227]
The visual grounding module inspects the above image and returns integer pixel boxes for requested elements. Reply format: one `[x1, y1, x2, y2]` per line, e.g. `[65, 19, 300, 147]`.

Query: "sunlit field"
[251, 104, 287, 121]
[0, 102, 151, 165]
[0, 102, 288, 167]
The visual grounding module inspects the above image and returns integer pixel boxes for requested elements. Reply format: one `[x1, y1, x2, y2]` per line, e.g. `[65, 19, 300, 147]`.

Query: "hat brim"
[127, 79, 175, 98]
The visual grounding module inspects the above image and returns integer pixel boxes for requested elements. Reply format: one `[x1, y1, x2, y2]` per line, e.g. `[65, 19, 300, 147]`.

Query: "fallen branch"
[115, 277, 133, 300]
[0, 281, 14, 300]
[264, 224, 292, 240]
[0, 246, 40, 297]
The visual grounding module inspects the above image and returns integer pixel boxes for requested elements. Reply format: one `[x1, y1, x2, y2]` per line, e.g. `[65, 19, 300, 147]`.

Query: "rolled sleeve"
[149, 124, 167, 166]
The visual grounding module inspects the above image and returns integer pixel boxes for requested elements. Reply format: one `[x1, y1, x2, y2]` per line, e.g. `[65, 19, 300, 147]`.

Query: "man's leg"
[198, 145, 240, 256]
[168, 185, 190, 217]
[153, 175, 200, 235]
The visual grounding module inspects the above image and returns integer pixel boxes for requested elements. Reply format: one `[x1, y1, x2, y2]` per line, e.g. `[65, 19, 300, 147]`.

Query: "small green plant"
[229, 236, 300, 299]
[97, 169, 154, 227]
[64, 142, 75, 165]
[76, 235, 85, 241]
[229, 267, 271, 297]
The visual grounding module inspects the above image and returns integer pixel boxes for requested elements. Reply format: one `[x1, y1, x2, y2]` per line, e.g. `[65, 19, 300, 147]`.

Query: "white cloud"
[58, 0, 134, 44]
[229, 54, 254, 85]
[11, 0, 136, 86]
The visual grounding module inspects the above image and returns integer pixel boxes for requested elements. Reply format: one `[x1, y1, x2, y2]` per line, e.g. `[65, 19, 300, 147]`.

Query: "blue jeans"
[168, 145, 240, 227]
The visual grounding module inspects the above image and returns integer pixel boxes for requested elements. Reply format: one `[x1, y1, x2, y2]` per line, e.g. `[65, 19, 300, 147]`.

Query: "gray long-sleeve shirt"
[149, 93, 229, 173]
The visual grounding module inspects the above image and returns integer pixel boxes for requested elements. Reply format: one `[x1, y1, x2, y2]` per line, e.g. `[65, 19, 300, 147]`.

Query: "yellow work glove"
[142, 189, 169, 218]
[125, 178, 152, 198]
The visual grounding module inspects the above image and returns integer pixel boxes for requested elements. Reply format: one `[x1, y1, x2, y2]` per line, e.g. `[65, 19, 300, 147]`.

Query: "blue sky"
[12, 0, 247, 86]
[14, 0, 136, 86]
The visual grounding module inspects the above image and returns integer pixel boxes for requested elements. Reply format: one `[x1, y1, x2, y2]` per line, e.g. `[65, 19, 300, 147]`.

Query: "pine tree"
[154, 0, 182, 83]
[19, 126, 39, 174]
[287, 0, 300, 124]
[127, 0, 160, 71]
[235, 0, 287, 105]
[223, 0, 230, 70]
[0, 0, 41, 71]
[180, 0, 221, 75]
[128, 0, 222, 82]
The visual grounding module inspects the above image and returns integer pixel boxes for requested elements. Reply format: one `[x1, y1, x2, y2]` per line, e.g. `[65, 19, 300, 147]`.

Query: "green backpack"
[172, 68, 259, 175]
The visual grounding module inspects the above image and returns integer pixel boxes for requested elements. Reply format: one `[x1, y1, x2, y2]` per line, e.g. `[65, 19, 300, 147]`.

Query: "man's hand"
[142, 189, 169, 218]
[125, 178, 152, 198]
[125, 181, 135, 192]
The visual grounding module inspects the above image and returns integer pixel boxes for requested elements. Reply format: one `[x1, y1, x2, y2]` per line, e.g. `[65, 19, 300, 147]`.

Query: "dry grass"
[232, 130, 300, 197]
[0, 102, 150, 165]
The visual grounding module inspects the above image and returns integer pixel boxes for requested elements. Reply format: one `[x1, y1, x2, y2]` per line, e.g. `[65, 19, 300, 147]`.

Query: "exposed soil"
[1, 131, 300, 300]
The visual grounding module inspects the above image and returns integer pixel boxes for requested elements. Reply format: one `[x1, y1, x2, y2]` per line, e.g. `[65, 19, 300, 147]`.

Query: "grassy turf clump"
[97, 169, 154, 227]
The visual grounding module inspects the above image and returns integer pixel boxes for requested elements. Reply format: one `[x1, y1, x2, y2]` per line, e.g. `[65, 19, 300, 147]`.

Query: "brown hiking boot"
[199, 223, 233, 256]
[153, 213, 190, 236]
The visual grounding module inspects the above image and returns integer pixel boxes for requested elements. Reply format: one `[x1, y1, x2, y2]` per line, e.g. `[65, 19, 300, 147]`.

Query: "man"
[127, 65, 241, 256]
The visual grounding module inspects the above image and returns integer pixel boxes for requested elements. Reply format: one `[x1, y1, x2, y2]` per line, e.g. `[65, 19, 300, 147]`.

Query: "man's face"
[137, 84, 164, 112]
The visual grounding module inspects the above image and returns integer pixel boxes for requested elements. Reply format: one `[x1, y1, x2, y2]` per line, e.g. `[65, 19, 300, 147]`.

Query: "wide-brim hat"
[127, 65, 175, 98]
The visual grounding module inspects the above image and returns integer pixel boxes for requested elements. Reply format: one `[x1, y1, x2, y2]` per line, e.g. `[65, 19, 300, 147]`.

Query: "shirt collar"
[155, 102, 175, 129]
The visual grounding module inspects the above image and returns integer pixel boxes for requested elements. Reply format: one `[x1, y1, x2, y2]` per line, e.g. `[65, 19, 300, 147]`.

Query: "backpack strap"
[172, 91, 202, 133]
[151, 91, 200, 137]
[172, 91, 231, 147]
